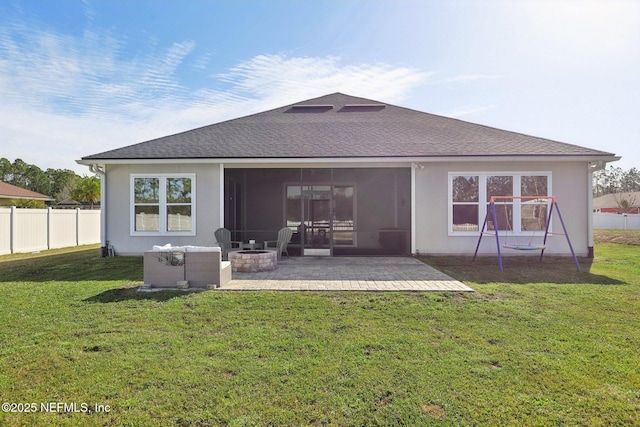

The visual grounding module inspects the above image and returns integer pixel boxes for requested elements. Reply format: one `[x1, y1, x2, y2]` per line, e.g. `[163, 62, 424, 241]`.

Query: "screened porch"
[223, 167, 411, 256]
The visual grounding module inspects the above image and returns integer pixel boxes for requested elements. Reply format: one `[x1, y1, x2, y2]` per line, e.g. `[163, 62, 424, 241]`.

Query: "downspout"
[587, 160, 606, 258]
[219, 164, 225, 228]
[89, 164, 107, 248]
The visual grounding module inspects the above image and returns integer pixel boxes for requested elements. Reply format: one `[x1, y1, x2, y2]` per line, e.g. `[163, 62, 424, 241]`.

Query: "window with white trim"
[131, 174, 195, 235]
[449, 172, 551, 235]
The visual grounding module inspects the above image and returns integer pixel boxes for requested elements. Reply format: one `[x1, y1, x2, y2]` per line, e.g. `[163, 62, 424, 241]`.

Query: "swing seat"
[503, 244, 546, 251]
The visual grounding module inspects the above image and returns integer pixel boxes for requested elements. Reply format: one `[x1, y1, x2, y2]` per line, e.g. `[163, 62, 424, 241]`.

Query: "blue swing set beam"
[472, 196, 581, 272]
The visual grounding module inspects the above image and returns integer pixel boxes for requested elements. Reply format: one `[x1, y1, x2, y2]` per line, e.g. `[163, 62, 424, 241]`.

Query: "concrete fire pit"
[228, 250, 277, 272]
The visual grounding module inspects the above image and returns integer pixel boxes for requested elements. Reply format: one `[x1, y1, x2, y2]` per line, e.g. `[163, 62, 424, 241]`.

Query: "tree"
[70, 176, 101, 209]
[620, 167, 640, 192]
[593, 165, 640, 197]
[615, 193, 638, 214]
[10, 198, 47, 209]
[0, 158, 83, 204]
[0, 158, 12, 181]
[24, 163, 51, 196]
[47, 168, 79, 201]
[8, 158, 29, 188]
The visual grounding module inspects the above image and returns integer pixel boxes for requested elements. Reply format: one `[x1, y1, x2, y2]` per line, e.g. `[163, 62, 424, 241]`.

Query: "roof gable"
[0, 181, 53, 201]
[82, 92, 616, 161]
[593, 192, 640, 209]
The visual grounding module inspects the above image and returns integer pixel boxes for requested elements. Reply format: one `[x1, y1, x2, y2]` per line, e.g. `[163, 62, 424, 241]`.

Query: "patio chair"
[264, 227, 293, 259]
[214, 228, 241, 260]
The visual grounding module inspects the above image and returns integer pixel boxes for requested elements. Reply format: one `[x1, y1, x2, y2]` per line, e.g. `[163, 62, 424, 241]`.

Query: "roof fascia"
[0, 195, 54, 201]
[77, 154, 620, 167]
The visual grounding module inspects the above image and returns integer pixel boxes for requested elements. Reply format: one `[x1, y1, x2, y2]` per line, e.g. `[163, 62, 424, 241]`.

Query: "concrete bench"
[143, 245, 232, 289]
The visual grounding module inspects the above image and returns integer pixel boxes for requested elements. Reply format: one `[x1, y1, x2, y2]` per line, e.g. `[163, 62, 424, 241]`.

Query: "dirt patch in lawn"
[421, 403, 446, 419]
[594, 229, 640, 245]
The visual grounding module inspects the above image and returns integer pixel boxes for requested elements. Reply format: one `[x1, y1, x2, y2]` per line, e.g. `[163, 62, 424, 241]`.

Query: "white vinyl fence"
[0, 207, 101, 255]
[593, 212, 640, 230]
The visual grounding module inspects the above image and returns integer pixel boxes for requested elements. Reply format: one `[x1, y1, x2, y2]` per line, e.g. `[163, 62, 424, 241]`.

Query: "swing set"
[472, 196, 581, 272]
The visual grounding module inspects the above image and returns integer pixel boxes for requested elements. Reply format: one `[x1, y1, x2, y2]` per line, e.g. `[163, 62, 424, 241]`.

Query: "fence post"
[76, 208, 80, 246]
[10, 206, 16, 254]
[47, 207, 52, 250]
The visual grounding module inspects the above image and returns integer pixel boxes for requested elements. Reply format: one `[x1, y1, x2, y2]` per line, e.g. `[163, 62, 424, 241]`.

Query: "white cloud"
[139, 41, 196, 95]
[430, 74, 504, 85]
[217, 54, 432, 107]
[1, 17, 433, 173]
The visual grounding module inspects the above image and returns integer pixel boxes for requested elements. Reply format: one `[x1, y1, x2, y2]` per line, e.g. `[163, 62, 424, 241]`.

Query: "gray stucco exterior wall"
[413, 160, 589, 256]
[104, 163, 222, 256]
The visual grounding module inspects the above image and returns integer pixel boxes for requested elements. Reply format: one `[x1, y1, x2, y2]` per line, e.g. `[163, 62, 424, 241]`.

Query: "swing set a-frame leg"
[472, 211, 488, 263]
[473, 201, 503, 272]
[539, 201, 553, 264]
[539, 202, 581, 272]
[555, 202, 581, 272]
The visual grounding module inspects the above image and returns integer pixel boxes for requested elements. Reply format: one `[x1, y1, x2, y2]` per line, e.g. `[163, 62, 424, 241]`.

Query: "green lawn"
[0, 237, 639, 426]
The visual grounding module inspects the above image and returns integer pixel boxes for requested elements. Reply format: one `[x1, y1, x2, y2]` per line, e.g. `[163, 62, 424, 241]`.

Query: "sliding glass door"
[303, 186, 332, 255]
[332, 185, 354, 247]
[286, 184, 355, 256]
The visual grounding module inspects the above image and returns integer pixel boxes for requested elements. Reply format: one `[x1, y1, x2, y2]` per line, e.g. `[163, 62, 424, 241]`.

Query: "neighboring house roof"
[593, 192, 640, 210]
[81, 92, 617, 162]
[55, 196, 101, 209]
[0, 181, 54, 201]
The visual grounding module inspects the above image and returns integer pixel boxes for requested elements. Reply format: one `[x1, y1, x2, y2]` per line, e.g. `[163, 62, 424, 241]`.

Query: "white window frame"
[130, 174, 196, 236]
[448, 172, 552, 236]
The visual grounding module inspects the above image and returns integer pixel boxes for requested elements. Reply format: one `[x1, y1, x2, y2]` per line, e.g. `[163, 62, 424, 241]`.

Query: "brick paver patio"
[220, 256, 474, 292]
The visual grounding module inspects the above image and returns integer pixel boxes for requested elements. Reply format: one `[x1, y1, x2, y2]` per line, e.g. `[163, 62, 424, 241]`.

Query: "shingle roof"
[0, 181, 54, 200]
[593, 192, 640, 209]
[82, 92, 615, 161]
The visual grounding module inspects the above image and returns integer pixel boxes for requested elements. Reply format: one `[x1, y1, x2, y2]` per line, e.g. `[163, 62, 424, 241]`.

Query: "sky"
[1, 0, 639, 175]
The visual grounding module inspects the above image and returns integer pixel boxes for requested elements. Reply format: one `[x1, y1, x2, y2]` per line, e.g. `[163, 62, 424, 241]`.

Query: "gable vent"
[340, 104, 386, 112]
[344, 104, 385, 108]
[290, 104, 333, 111]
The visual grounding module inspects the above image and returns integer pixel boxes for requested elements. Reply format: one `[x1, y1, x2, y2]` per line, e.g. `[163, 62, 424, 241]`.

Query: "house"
[77, 93, 619, 257]
[0, 181, 54, 207]
[55, 196, 102, 210]
[593, 192, 640, 214]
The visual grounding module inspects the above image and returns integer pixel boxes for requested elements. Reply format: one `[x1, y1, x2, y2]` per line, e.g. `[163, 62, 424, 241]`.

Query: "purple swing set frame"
[472, 196, 581, 272]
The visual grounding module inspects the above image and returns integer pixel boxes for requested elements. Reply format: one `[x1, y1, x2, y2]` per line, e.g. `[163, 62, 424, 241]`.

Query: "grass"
[0, 234, 639, 426]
